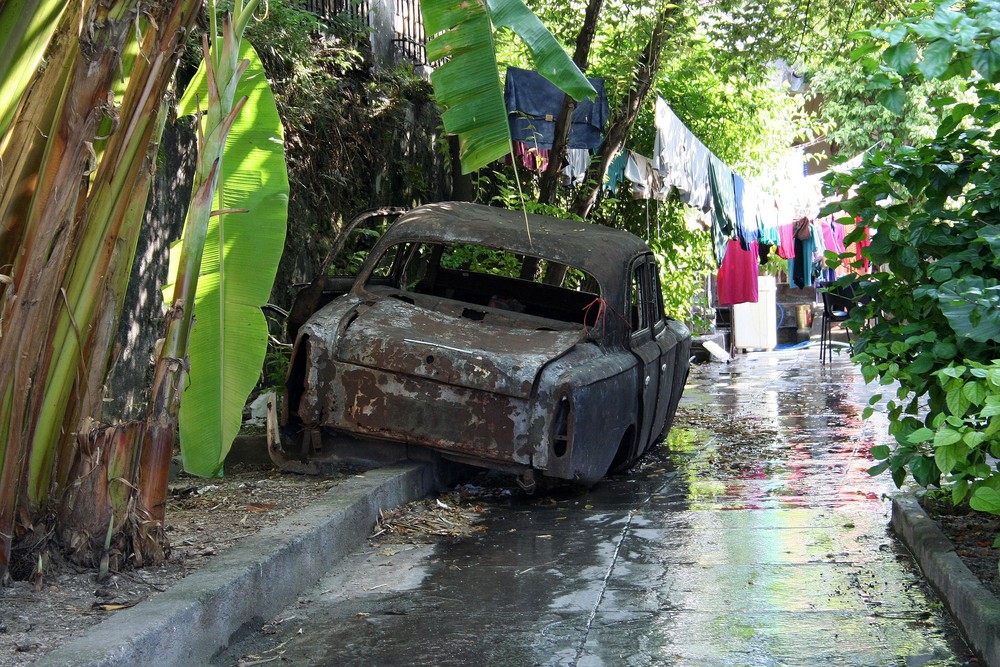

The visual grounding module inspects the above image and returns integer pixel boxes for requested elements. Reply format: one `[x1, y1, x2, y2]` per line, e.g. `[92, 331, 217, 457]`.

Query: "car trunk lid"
[335, 297, 584, 399]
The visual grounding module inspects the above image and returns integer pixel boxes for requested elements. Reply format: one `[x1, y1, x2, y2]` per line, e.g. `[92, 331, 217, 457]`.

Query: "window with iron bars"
[298, 0, 428, 66]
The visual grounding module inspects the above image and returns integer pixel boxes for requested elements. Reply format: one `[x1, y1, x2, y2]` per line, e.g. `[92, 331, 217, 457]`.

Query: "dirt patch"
[0, 463, 343, 666]
[919, 495, 1000, 599]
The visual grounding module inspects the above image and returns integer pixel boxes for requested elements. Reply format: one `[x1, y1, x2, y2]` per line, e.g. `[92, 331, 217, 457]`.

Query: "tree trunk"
[571, 5, 677, 220]
[0, 0, 201, 581]
[58, 422, 138, 568]
[537, 0, 605, 207]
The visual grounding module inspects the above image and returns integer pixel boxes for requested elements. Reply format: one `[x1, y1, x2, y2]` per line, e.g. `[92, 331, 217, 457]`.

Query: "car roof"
[378, 202, 651, 286]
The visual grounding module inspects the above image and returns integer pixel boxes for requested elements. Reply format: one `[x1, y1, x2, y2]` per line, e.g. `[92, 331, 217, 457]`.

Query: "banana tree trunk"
[141, 2, 260, 541]
[0, 0, 140, 581]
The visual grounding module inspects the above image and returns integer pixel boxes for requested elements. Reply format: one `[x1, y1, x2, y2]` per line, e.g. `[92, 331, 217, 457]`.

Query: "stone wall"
[103, 87, 448, 422]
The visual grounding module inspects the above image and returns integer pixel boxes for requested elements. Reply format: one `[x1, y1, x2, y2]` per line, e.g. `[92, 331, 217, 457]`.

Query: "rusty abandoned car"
[279, 202, 691, 487]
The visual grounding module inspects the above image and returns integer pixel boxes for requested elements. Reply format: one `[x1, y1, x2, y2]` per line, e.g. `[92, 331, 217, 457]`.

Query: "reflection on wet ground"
[213, 349, 975, 667]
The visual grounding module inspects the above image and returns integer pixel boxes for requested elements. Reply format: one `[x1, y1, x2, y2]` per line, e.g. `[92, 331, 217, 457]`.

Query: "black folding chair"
[819, 283, 856, 364]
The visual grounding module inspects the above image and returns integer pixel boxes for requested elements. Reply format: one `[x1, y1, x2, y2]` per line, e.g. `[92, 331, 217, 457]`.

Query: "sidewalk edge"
[34, 462, 450, 667]
[891, 494, 1000, 667]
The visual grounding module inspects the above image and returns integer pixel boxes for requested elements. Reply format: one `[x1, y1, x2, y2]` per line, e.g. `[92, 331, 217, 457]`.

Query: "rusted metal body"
[282, 202, 691, 484]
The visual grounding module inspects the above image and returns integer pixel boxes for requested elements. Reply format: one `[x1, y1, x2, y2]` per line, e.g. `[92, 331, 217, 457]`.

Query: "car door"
[649, 263, 678, 442]
[628, 255, 663, 458]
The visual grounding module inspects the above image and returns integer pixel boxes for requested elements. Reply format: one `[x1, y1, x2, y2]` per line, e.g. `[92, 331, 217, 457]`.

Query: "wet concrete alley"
[214, 349, 975, 666]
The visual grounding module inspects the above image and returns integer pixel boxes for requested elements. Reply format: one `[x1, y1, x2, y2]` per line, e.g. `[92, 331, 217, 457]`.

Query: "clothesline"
[648, 96, 873, 306]
[503, 71, 867, 307]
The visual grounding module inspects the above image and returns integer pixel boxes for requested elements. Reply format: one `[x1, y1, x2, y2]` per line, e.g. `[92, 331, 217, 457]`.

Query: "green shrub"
[823, 0, 1000, 514]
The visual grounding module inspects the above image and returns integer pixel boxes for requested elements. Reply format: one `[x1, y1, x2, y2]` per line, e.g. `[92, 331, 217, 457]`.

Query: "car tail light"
[552, 394, 572, 458]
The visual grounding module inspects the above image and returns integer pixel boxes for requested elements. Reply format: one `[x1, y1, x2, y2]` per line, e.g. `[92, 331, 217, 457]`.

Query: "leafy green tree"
[823, 0, 1000, 518]
[704, 0, 902, 80]
[806, 56, 960, 155]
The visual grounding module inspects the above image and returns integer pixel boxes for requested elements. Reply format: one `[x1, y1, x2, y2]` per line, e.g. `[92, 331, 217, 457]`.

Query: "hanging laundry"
[511, 140, 550, 171]
[816, 217, 843, 282]
[653, 97, 692, 197]
[682, 137, 712, 212]
[758, 240, 773, 265]
[624, 151, 663, 200]
[603, 151, 628, 193]
[820, 216, 847, 259]
[717, 239, 760, 306]
[787, 219, 818, 288]
[563, 148, 590, 186]
[504, 67, 609, 150]
[811, 219, 828, 280]
[741, 181, 767, 239]
[732, 175, 760, 250]
[709, 154, 737, 266]
[757, 192, 781, 247]
[811, 219, 827, 260]
[776, 222, 795, 260]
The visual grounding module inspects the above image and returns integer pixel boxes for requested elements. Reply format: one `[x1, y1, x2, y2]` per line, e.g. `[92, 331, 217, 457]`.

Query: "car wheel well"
[607, 425, 637, 475]
[284, 334, 310, 429]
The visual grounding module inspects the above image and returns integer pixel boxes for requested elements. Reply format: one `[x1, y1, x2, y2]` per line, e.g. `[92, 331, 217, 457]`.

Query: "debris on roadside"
[370, 487, 491, 544]
[669, 406, 782, 478]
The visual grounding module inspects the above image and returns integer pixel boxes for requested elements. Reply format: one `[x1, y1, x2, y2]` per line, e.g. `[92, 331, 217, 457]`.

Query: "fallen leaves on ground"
[370, 487, 491, 544]
[0, 463, 344, 667]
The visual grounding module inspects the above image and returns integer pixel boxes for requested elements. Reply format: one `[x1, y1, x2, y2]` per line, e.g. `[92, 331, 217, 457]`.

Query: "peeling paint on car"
[281, 202, 691, 484]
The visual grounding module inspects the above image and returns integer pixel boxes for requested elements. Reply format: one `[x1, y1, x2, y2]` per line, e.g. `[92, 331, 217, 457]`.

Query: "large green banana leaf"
[172, 40, 288, 477]
[421, 0, 596, 174]
[0, 0, 66, 142]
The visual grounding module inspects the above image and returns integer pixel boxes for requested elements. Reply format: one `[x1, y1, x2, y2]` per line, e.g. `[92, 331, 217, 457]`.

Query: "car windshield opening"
[366, 241, 604, 330]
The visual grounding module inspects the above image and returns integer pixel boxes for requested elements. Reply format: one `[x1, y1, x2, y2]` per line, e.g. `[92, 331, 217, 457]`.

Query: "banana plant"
[421, 0, 597, 174]
[170, 39, 288, 478]
[0, 0, 202, 580]
[141, 0, 281, 540]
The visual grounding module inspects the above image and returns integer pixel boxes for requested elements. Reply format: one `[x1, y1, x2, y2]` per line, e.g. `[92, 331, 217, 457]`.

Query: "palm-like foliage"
[421, 0, 596, 173]
[172, 40, 288, 477]
[0, 0, 202, 581]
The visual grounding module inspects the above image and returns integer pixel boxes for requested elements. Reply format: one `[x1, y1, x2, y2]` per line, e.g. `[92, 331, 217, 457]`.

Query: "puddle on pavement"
[212, 352, 976, 667]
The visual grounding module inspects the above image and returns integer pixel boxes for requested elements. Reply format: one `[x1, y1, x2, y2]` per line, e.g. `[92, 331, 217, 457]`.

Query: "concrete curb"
[891, 495, 1000, 666]
[35, 463, 452, 667]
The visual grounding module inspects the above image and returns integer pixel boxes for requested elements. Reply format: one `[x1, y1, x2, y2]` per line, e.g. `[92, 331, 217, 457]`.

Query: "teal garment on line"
[708, 154, 737, 267]
[603, 151, 627, 193]
[788, 231, 817, 288]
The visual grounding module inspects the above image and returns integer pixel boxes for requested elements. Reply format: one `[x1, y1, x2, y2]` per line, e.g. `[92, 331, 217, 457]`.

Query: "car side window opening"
[370, 242, 411, 279]
[651, 261, 665, 326]
[367, 241, 603, 328]
[630, 260, 657, 335]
